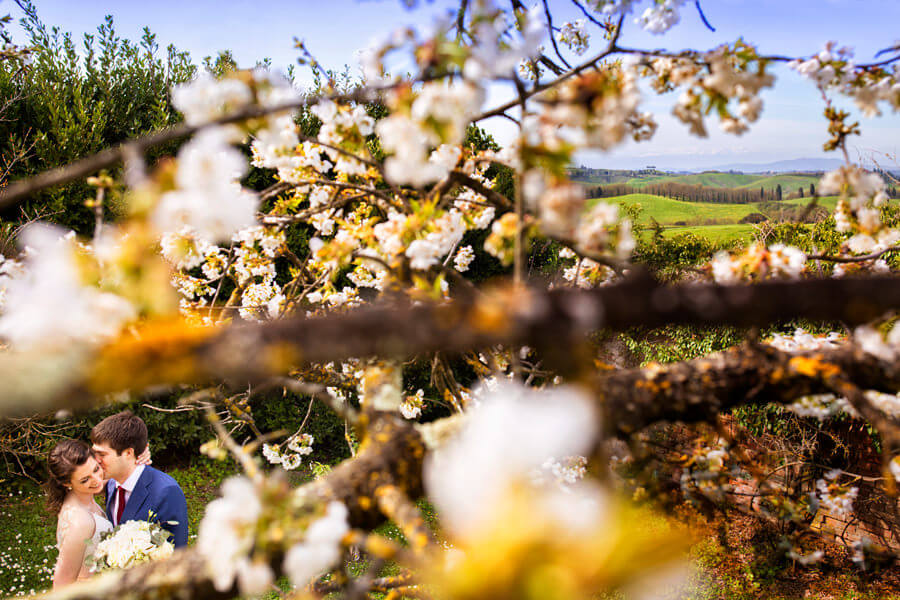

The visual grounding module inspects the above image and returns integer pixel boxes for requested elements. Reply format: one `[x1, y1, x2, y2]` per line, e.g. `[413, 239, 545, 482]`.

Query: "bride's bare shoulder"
[56, 502, 95, 542]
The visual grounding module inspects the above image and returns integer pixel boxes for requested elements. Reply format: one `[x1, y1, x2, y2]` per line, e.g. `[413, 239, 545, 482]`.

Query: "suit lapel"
[104, 479, 115, 522]
[121, 467, 152, 523]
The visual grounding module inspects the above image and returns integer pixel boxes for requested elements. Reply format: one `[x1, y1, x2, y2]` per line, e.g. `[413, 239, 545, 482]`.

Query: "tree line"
[592, 181, 900, 203]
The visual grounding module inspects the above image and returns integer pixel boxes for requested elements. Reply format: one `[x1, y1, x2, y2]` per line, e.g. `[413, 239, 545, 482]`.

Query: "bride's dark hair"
[45, 439, 92, 514]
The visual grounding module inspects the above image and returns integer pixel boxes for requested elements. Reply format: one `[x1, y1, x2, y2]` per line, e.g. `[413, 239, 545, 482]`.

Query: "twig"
[807, 245, 899, 263]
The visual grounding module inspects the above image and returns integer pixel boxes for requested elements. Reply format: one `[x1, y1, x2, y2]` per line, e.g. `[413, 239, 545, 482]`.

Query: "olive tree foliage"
[4, 0, 900, 598]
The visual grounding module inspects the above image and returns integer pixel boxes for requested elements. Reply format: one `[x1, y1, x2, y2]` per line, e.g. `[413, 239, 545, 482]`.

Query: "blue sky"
[8, 0, 900, 170]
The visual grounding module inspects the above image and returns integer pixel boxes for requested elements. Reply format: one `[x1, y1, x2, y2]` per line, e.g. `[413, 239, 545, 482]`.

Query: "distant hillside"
[625, 171, 821, 192]
[569, 166, 663, 185]
[694, 158, 844, 173]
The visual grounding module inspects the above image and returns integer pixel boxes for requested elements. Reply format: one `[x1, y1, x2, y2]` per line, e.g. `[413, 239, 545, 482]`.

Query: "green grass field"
[781, 195, 838, 210]
[597, 193, 839, 224]
[590, 193, 842, 244]
[655, 224, 756, 243]
[596, 193, 758, 224]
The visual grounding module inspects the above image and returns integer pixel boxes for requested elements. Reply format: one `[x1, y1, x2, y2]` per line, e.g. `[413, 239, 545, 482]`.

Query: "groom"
[91, 411, 189, 548]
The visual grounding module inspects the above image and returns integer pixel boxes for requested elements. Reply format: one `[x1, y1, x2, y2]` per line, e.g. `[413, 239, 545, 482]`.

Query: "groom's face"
[92, 442, 134, 481]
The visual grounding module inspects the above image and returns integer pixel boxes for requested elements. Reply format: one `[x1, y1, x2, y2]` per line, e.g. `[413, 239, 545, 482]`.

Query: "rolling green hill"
[626, 172, 821, 192]
[734, 174, 820, 191]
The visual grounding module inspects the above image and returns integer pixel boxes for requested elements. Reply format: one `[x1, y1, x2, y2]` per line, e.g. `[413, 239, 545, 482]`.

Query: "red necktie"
[115, 486, 126, 526]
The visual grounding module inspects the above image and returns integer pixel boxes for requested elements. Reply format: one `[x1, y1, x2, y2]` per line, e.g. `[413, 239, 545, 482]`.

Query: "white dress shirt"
[112, 464, 144, 526]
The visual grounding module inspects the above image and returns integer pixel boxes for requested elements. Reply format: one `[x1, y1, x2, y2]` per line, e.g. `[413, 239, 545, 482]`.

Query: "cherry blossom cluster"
[786, 394, 855, 421]
[531, 455, 589, 487]
[0, 225, 135, 350]
[818, 165, 898, 255]
[561, 256, 615, 289]
[400, 389, 426, 419]
[638, 42, 774, 137]
[853, 325, 900, 362]
[556, 19, 590, 56]
[767, 328, 844, 353]
[679, 440, 735, 500]
[166, 223, 287, 325]
[196, 476, 349, 595]
[539, 67, 655, 152]
[815, 469, 858, 518]
[463, 1, 544, 80]
[590, 0, 688, 35]
[425, 380, 601, 536]
[376, 82, 483, 186]
[789, 42, 900, 117]
[262, 434, 314, 470]
[710, 242, 806, 284]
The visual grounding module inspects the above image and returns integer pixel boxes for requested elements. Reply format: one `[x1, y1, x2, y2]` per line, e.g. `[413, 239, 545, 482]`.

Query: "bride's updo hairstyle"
[45, 439, 92, 514]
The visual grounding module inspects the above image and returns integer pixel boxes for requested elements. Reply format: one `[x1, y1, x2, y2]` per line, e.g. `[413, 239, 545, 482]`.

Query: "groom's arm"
[156, 484, 189, 548]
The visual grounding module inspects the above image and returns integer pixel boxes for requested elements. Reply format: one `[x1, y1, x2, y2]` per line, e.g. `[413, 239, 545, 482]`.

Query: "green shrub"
[0, 3, 195, 232]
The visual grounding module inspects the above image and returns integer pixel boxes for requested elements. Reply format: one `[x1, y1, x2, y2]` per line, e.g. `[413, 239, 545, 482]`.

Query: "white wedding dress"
[55, 502, 113, 581]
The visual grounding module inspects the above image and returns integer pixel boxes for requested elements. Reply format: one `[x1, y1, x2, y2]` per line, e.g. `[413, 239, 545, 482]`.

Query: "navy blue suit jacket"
[105, 466, 189, 548]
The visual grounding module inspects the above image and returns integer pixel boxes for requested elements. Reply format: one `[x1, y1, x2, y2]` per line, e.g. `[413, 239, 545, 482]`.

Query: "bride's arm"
[52, 509, 95, 589]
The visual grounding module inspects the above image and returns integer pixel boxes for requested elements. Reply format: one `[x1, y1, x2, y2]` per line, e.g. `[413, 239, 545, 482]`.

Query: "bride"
[46, 439, 150, 588]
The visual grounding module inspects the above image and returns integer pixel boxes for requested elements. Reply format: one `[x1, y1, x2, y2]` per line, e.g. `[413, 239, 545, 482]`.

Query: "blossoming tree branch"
[5, 0, 900, 598]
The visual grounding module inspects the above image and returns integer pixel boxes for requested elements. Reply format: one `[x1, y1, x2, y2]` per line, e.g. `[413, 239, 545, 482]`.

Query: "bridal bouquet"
[88, 518, 175, 571]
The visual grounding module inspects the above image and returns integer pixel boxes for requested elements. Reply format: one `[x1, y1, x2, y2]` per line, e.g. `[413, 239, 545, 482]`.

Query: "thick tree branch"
[6, 272, 900, 416]
[599, 343, 900, 438]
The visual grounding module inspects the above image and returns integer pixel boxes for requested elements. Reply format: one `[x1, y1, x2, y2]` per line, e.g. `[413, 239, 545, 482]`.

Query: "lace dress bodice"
[88, 512, 113, 545]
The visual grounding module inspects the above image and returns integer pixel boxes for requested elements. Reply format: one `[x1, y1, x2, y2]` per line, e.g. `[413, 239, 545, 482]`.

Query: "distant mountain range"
[685, 157, 847, 173]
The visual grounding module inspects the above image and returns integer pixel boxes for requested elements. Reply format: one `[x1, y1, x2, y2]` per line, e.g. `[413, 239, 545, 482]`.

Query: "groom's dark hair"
[91, 410, 148, 456]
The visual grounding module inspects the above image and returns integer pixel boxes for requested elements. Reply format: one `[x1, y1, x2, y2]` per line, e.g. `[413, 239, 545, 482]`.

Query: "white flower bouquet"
[88, 518, 175, 572]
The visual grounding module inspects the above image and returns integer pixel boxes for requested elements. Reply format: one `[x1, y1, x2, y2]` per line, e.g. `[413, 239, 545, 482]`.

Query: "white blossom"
[153, 129, 259, 243]
[0, 225, 135, 349]
[768, 328, 842, 353]
[637, 0, 688, 34]
[287, 433, 314, 455]
[405, 210, 466, 270]
[556, 20, 589, 55]
[171, 73, 253, 127]
[283, 502, 349, 586]
[197, 477, 262, 592]
[464, 5, 544, 79]
[816, 475, 858, 518]
[400, 389, 425, 419]
[855, 325, 896, 362]
[453, 245, 475, 272]
[425, 380, 599, 537]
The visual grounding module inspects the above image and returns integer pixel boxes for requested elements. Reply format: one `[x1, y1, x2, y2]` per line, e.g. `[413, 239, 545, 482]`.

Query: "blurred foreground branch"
[4, 271, 900, 415]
